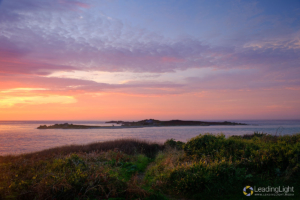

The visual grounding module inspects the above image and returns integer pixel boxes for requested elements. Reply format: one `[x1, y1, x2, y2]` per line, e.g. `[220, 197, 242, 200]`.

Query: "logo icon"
[243, 186, 253, 196]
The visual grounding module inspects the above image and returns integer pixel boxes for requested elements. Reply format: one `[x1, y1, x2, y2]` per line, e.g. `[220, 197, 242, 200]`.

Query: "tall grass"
[1, 134, 300, 199]
[0, 138, 164, 163]
[0, 139, 164, 200]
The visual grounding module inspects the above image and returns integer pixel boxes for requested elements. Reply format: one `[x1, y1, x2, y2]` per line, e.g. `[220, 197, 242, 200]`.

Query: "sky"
[0, 0, 299, 120]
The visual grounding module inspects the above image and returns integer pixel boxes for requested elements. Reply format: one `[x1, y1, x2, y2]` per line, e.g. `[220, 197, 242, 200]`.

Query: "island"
[117, 119, 246, 126]
[37, 120, 247, 129]
[37, 123, 142, 129]
[105, 120, 125, 124]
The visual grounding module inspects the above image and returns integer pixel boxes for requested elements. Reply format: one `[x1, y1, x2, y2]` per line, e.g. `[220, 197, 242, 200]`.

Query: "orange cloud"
[0, 95, 76, 108]
[1, 88, 299, 120]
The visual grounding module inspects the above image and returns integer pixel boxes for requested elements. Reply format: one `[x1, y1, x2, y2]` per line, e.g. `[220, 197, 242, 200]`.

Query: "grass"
[0, 133, 299, 199]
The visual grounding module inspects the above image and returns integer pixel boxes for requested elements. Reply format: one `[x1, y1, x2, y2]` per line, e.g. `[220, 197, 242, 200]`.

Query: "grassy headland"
[0, 133, 299, 199]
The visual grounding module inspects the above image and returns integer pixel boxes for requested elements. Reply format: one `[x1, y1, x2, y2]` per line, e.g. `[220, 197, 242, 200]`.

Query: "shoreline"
[37, 124, 248, 129]
[1, 133, 299, 199]
[37, 120, 248, 129]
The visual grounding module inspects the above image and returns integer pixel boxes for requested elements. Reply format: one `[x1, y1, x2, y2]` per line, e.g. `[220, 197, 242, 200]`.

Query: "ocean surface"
[0, 120, 299, 156]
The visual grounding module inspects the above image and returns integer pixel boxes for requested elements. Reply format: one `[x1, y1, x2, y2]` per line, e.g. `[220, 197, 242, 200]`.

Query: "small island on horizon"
[107, 119, 247, 126]
[37, 119, 247, 129]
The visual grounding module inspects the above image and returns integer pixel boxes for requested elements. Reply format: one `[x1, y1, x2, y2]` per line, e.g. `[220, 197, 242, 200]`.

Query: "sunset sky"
[0, 0, 299, 120]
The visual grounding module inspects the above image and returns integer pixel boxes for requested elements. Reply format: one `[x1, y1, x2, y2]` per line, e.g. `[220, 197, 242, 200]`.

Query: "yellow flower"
[15, 174, 18, 177]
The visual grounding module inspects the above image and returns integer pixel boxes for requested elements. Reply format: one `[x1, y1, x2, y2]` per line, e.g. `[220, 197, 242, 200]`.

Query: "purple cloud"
[0, 0, 299, 97]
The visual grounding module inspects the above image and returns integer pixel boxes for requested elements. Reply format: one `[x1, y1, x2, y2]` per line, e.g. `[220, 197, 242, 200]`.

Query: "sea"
[0, 120, 299, 156]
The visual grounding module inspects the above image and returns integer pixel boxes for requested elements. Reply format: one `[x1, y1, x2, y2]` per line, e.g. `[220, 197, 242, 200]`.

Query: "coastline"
[37, 120, 248, 129]
[1, 133, 299, 199]
[37, 124, 248, 129]
[1, 120, 299, 156]
[37, 125, 145, 129]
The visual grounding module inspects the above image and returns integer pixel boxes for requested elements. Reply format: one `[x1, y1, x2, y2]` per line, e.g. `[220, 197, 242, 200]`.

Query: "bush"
[1, 134, 300, 199]
[148, 133, 300, 199]
[167, 162, 250, 195]
[164, 138, 185, 150]
[183, 134, 225, 157]
[183, 133, 260, 161]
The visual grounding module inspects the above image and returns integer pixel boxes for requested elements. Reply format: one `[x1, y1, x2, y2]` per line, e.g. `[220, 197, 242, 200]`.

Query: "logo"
[243, 186, 253, 196]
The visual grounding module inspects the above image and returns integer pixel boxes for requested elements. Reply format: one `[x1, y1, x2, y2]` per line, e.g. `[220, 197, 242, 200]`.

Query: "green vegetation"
[0, 134, 299, 199]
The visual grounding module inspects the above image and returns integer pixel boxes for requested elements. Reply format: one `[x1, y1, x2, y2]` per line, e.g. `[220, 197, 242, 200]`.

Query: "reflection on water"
[0, 120, 299, 155]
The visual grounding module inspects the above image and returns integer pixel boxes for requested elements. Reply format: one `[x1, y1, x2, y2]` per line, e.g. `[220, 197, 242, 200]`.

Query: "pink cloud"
[161, 56, 184, 63]
[58, 0, 90, 9]
[0, 0, 299, 101]
[0, 74, 186, 97]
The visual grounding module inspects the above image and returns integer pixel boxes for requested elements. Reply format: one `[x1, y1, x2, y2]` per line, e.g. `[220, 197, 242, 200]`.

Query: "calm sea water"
[0, 120, 299, 155]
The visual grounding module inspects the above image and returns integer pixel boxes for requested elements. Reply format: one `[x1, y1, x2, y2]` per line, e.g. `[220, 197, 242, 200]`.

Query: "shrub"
[1, 134, 300, 199]
[148, 133, 300, 198]
[167, 161, 250, 195]
[183, 134, 225, 157]
[164, 139, 185, 150]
